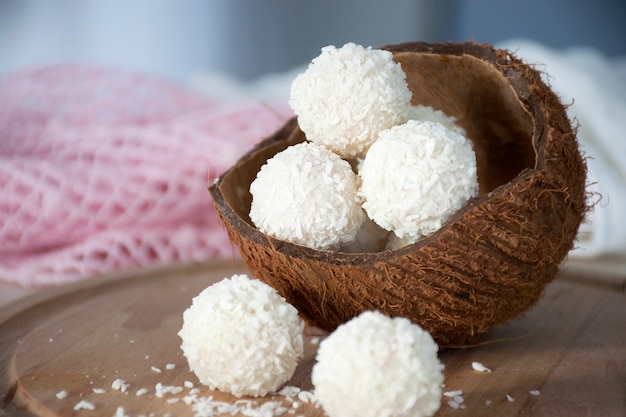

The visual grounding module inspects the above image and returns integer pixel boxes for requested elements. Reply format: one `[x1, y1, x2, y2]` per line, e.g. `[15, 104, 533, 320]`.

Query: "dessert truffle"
[359, 120, 478, 242]
[178, 274, 304, 397]
[312, 310, 444, 417]
[289, 43, 412, 159]
[249, 141, 365, 250]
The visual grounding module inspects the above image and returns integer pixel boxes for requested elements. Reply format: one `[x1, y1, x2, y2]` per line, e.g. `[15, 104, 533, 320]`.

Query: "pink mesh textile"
[0, 65, 293, 287]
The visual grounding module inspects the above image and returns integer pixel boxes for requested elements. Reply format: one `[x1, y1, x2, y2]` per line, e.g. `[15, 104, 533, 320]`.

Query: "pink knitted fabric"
[0, 64, 293, 287]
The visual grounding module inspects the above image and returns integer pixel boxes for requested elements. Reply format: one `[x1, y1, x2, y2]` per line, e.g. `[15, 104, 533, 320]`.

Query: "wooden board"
[0, 260, 624, 416]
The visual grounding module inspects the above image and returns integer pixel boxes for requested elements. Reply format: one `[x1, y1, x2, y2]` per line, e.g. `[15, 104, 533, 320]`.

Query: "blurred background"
[1, 0, 625, 292]
[1, 0, 624, 82]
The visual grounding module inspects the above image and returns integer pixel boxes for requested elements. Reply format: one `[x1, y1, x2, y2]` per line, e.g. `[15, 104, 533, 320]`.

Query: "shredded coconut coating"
[359, 120, 478, 241]
[289, 43, 412, 159]
[250, 142, 365, 250]
[312, 311, 444, 417]
[178, 274, 304, 397]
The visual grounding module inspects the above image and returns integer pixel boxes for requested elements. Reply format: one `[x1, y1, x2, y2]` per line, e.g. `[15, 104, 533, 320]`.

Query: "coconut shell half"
[209, 42, 588, 347]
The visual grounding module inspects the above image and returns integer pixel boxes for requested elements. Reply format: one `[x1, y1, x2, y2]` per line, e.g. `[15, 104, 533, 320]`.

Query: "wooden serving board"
[0, 260, 624, 416]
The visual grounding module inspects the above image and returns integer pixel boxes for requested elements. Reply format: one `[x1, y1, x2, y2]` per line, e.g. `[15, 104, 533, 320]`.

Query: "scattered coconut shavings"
[135, 388, 149, 397]
[506, 394, 515, 402]
[73, 399, 95, 411]
[92, 388, 106, 394]
[55, 390, 68, 399]
[151, 366, 162, 373]
[444, 390, 466, 410]
[530, 390, 541, 396]
[312, 310, 443, 417]
[111, 378, 130, 393]
[249, 141, 365, 251]
[178, 274, 304, 398]
[471, 361, 492, 372]
[289, 42, 412, 159]
[165, 363, 176, 370]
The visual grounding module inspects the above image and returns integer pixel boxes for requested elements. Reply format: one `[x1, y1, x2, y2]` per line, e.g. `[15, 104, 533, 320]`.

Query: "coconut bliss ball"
[178, 274, 304, 397]
[249, 141, 365, 250]
[359, 120, 478, 243]
[289, 43, 412, 159]
[312, 310, 444, 417]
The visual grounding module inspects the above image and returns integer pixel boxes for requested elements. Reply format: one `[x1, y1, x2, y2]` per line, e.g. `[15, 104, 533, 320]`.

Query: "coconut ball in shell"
[359, 119, 479, 242]
[178, 274, 304, 397]
[312, 310, 444, 417]
[209, 41, 588, 347]
[249, 141, 365, 251]
[289, 42, 412, 159]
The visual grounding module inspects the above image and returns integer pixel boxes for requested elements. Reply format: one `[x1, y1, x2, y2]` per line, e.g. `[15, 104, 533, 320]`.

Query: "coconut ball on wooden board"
[178, 274, 304, 397]
[249, 141, 365, 250]
[289, 42, 412, 159]
[359, 119, 479, 243]
[312, 310, 444, 417]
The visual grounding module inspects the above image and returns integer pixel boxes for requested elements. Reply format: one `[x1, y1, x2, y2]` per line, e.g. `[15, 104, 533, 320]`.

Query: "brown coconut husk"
[209, 41, 588, 347]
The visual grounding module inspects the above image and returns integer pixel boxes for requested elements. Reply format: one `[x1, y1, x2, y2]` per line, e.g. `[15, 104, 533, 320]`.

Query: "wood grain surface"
[0, 260, 624, 416]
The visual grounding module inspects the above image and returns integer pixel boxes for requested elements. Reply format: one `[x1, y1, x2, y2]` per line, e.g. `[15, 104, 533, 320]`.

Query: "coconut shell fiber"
[0, 65, 293, 286]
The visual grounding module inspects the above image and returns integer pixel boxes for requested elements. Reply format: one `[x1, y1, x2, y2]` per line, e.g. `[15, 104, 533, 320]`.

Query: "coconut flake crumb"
[114, 406, 130, 417]
[151, 366, 162, 373]
[312, 310, 444, 417]
[443, 390, 463, 398]
[179, 274, 304, 398]
[359, 120, 478, 242]
[73, 400, 95, 411]
[296, 391, 316, 404]
[135, 388, 149, 397]
[471, 361, 492, 372]
[155, 383, 183, 398]
[184, 380, 194, 389]
[506, 394, 515, 402]
[444, 391, 465, 410]
[111, 378, 130, 393]
[530, 390, 541, 396]
[447, 400, 460, 410]
[165, 363, 176, 370]
[92, 388, 106, 394]
[249, 141, 365, 250]
[55, 390, 68, 399]
[290, 42, 412, 159]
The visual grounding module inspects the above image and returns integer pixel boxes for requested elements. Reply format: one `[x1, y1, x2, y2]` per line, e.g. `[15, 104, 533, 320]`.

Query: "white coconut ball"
[249, 141, 365, 250]
[312, 310, 444, 417]
[289, 43, 412, 159]
[178, 274, 304, 397]
[359, 120, 478, 242]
